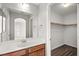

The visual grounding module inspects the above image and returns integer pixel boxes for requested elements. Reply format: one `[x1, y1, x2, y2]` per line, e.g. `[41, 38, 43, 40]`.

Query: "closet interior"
[50, 3, 77, 56]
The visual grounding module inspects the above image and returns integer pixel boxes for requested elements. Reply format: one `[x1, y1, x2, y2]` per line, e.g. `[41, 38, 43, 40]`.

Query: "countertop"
[0, 39, 45, 55]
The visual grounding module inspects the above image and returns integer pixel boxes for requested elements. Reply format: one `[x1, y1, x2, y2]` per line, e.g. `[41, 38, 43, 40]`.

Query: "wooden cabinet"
[0, 44, 45, 56]
[1, 49, 29, 56]
[37, 49, 45, 56]
[29, 44, 45, 56]
[29, 49, 45, 56]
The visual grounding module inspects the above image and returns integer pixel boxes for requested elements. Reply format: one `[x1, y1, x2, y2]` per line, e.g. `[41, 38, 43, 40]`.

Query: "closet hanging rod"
[51, 22, 77, 26]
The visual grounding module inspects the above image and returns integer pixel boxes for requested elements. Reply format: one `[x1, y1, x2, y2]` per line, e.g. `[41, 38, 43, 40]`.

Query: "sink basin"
[17, 40, 31, 47]
[16, 39, 37, 48]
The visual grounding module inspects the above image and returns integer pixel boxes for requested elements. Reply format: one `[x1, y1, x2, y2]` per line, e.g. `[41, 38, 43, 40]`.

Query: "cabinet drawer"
[29, 44, 45, 53]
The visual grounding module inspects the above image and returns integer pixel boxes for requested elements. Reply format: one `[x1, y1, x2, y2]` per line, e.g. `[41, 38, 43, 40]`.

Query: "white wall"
[38, 4, 51, 56]
[77, 4, 79, 56]
[64, 12, 77, 24]
[63, 13, 77, 48]
[51, 24, 64, 50]
[64, 25, 77, 47]
[50, 10, 64, 24]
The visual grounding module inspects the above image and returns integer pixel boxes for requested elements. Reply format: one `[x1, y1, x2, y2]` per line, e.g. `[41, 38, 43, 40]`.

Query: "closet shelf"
[51, 22, 77, 26]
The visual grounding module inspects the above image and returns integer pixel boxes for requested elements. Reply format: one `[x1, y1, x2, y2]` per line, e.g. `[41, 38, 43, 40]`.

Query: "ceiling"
[51, 3, 77, 16]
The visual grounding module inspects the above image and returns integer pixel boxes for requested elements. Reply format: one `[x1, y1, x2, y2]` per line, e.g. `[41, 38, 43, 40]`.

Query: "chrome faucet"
[21, 40, 27, 43]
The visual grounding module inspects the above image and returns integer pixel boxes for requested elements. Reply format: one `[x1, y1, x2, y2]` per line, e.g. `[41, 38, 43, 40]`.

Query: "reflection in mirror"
[0, 8, 6, 42]
[14, 18, 26, 40]
[9, 9, 32, 40]
[0, 9, 2, 42]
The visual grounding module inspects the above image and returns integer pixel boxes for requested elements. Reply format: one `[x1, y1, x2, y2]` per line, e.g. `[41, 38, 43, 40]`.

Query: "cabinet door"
[37, 49, 45, 56]
[29, 52, 38, 56]
[29, 44, 45, 56]
[29, 49, 45, 56]
[1, 49, 29, 56]
[29, 44, 45, 53]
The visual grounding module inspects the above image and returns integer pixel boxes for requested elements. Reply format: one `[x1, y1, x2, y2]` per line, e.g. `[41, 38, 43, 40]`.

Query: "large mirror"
[0, 3, 33, 42]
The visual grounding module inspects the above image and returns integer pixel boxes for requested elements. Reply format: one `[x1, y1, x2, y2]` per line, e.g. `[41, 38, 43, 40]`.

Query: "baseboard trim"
[51, 44, 77, 51]
[51, 44, 64, 50]
[64, 44, 77, 49]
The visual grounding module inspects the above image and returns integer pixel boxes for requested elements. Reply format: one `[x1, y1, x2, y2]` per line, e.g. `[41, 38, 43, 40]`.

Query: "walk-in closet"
[50, 3, 77, 56]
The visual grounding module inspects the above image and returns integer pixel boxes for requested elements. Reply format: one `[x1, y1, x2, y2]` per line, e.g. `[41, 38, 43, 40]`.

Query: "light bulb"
[61, 3, 72, 7]
[19, 3, 29, 10]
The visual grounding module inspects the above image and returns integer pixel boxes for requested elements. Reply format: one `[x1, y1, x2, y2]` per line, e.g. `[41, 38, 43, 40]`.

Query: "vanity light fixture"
[61, 3, 72, 7]
[19, 3, 30, 10]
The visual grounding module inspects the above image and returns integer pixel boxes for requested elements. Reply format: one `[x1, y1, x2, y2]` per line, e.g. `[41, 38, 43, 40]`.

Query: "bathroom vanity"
[0, 39, 45, 56]
[0, 44, 45, 56]
[0, 4, 46, 56]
